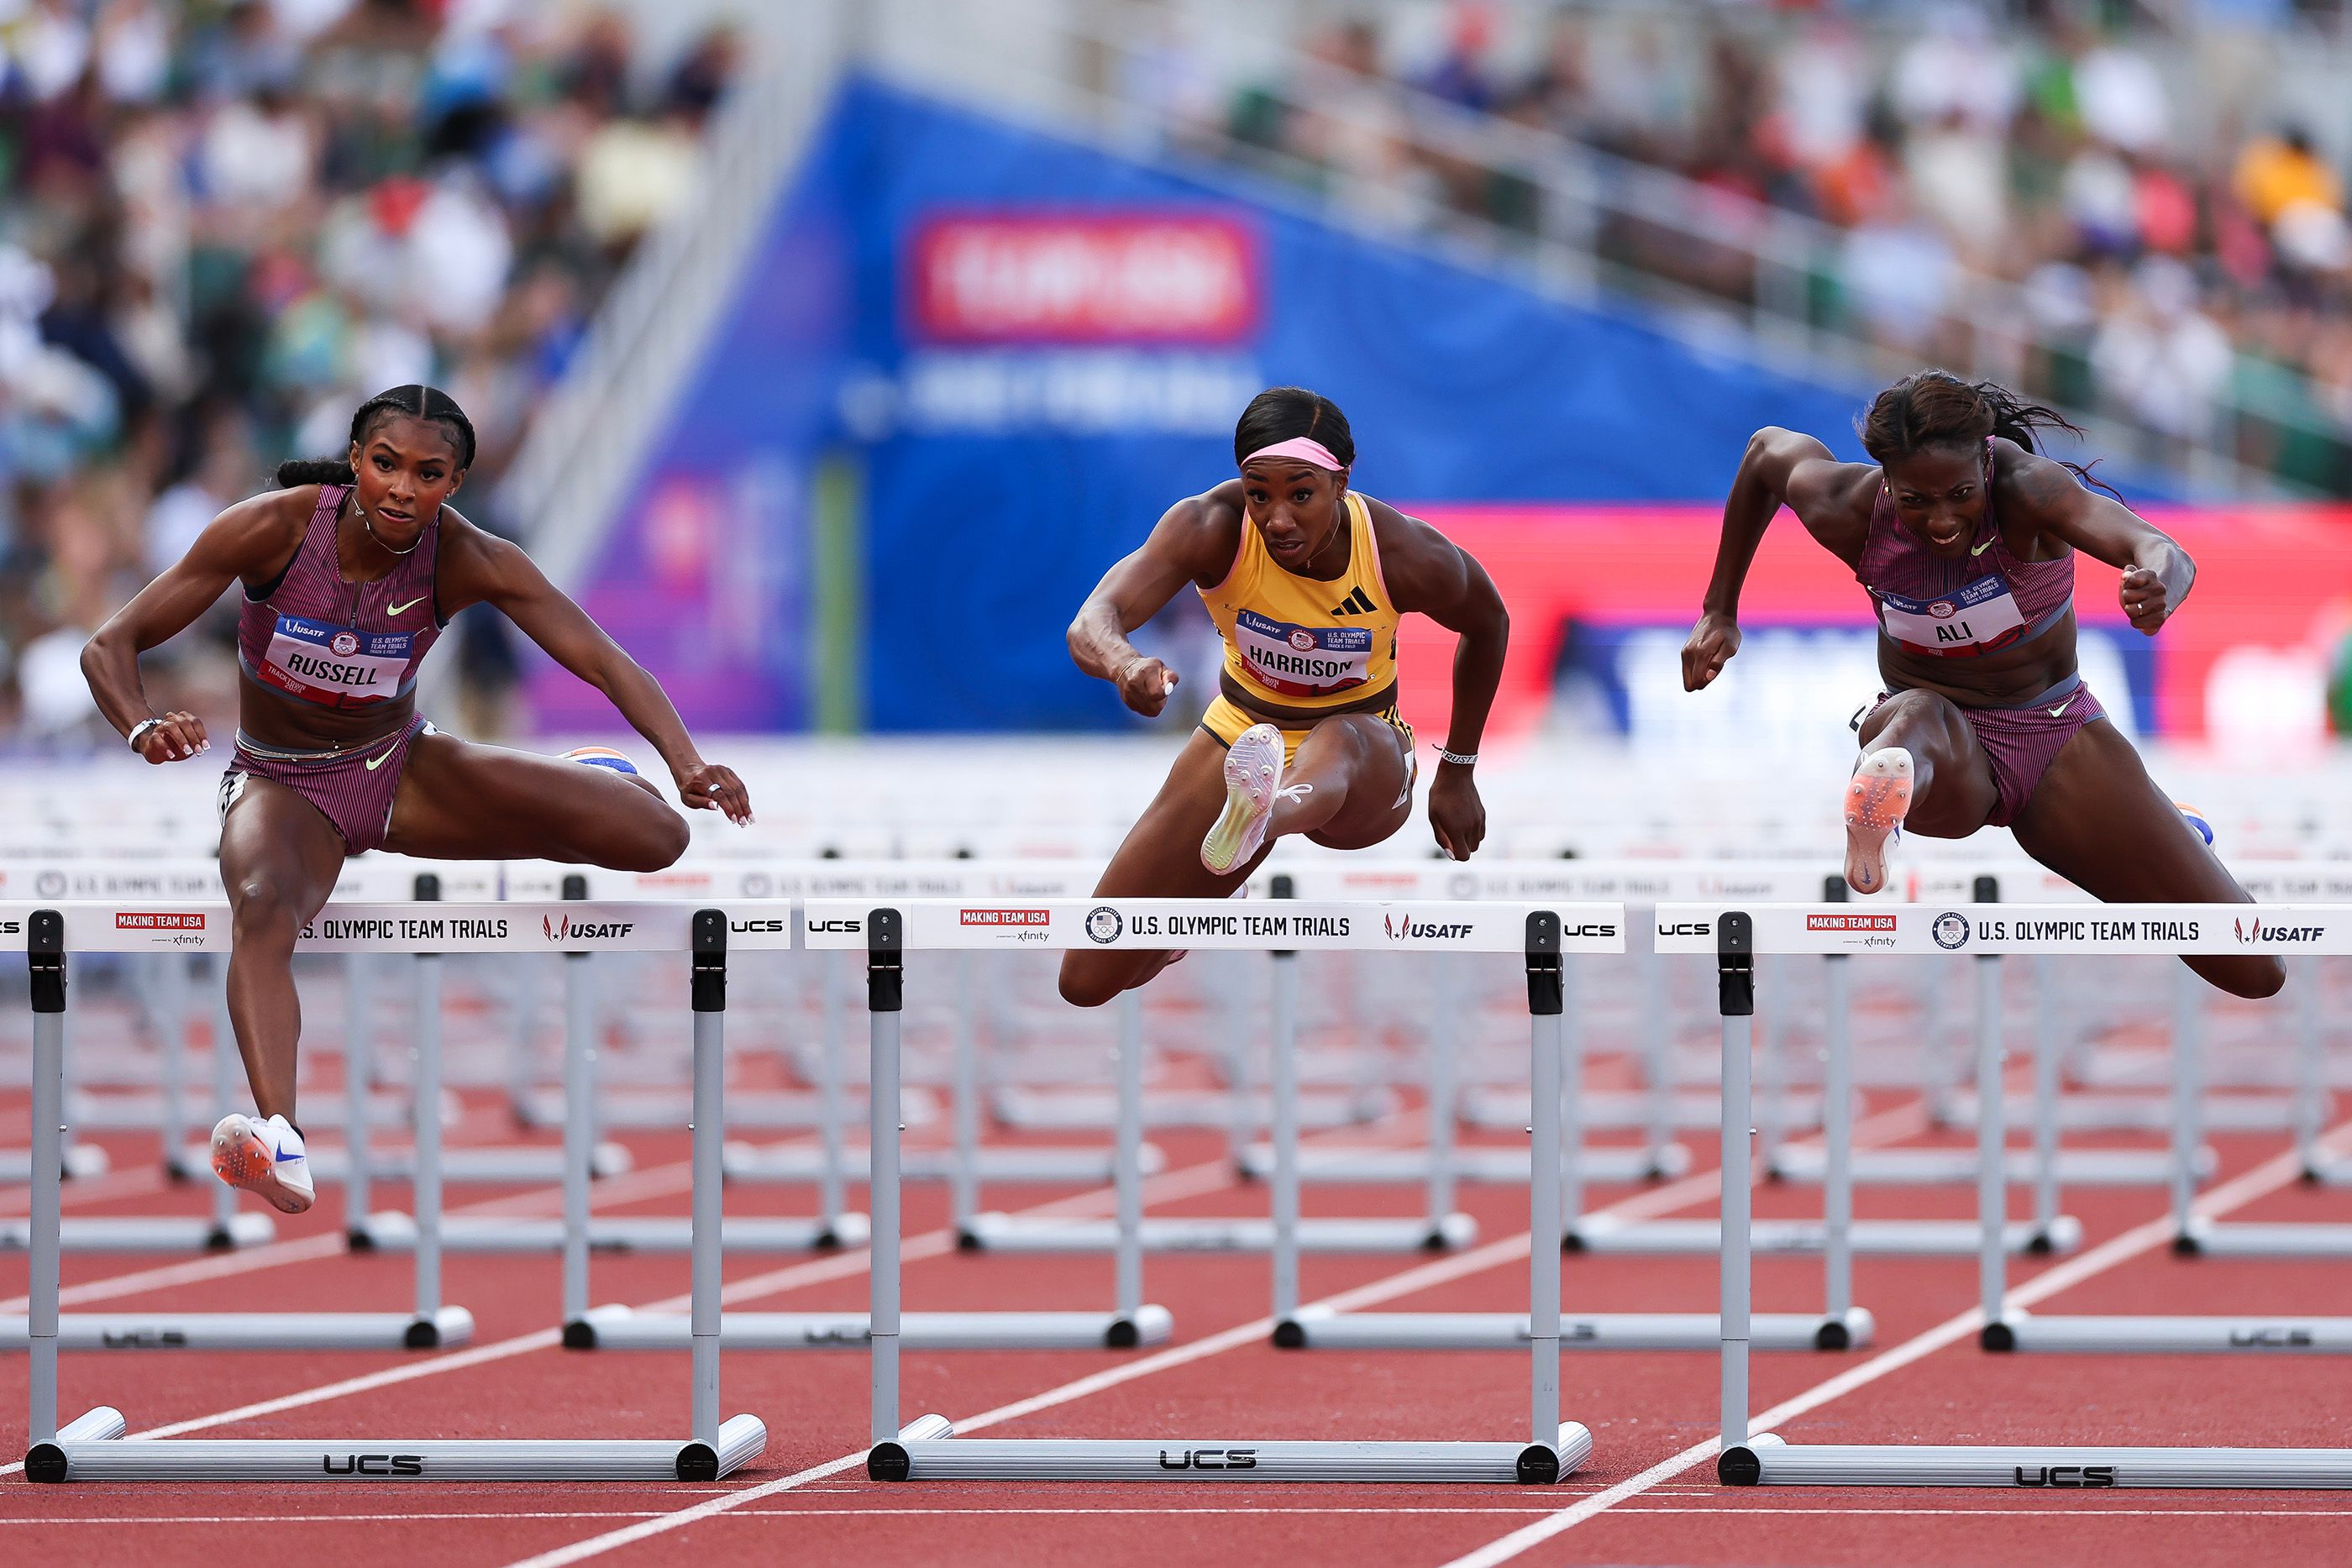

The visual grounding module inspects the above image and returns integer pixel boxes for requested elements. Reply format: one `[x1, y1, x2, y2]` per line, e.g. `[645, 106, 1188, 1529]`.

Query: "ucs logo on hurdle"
[2013, 1464, 2114, 1487]
[322, 1453, 426, 1476]
[1158, 1448, 1257, 1470]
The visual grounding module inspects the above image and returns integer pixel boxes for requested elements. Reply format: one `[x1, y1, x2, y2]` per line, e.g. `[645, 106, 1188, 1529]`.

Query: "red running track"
[4, 1075, 2352, 1566]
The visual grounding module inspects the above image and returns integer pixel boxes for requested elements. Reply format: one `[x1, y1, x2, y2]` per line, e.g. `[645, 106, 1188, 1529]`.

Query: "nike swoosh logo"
[386, 595, 428, 616]
[275, 1148, 303, 1162]
[1971, 538, 1994, 556]
[2048, 698, 2072, 717]
[364, 746, 397, 771]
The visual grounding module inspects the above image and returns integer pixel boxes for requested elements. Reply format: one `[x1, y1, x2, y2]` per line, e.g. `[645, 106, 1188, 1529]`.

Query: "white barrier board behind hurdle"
[1653, 904, 2352, 957]
[0, 900, 801, 955]
[801, 899, 1625, 954]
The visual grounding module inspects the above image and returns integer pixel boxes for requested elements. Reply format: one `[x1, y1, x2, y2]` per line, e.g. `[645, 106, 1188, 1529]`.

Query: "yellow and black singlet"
[1196, 490, 1410, 763]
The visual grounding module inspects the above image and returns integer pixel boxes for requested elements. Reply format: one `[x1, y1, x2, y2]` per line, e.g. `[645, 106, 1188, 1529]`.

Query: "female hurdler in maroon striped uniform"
[1683, 370, 2281, 1000]
[81, 385, 752, 1212]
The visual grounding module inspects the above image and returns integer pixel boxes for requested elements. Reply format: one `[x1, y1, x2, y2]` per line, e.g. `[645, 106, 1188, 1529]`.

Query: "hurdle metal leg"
[871, 908, 1589, 1482]
[24, 906, 764, 1481]
[585, 943, 1164, 1353]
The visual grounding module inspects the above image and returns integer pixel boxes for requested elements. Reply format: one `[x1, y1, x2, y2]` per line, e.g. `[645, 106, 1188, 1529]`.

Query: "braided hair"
[1857, 370, 2113, 495]
[276, 385, 478, 489]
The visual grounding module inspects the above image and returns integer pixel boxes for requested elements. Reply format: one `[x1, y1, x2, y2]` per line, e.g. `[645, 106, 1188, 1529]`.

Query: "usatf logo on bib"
[255, 614, 415, 705]
[1232, 609, 1373, 698]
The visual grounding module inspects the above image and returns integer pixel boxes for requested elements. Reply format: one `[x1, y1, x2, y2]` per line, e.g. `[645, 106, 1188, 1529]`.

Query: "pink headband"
[1241, 436, 1344, 472]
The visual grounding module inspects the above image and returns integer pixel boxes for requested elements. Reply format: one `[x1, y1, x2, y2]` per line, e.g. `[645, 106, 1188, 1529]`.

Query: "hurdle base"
[189, 1141, 633, 1185]
[992, 1085, 1396, 1132]
[2176, 1215, 2352, 1259]
[26, 1408, 764, 1482]
[1986, 1308, 2352, 1354]
[1279, 1304, 1873, 1351]
[960, 1211, 1478, 1254]
[0, 1143, 108, 1182]
[1721, 1432, 2352, 1487]
[523, 1087, 937, 1131]
[1766, 1145, 2215, 1188]
[0, 1212, 276, 1254]
[1463, 1088, 1824, 1134]
[354, 1210, 870, 1254]
[1565, 1214, 2082, 1257]
[868, 1415, 1593, 1483]
[722, 1141, 1166, 1184]
[1237, 1143, 1693, 1185]
[1934, 1093, 2296, 1133]
[0, 1304, 475, 1351]
[572, 1302, 1174, 1351]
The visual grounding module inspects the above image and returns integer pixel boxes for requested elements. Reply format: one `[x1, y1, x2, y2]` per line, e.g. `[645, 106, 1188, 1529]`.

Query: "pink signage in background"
[909, 212, 1261, 344]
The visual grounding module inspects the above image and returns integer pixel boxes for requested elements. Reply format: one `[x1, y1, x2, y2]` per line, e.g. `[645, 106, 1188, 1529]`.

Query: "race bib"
[1231, 609, 1374, 698]
[255, 614, 415, 705]
[1875, 575, 2029, 657]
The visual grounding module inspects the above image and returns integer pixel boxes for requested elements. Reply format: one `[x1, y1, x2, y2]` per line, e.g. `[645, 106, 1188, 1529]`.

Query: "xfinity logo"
[1157, 1448, 1257, 1470]
[323, 1453, 426, 1476]
[2013, 1465, 2114, 1487]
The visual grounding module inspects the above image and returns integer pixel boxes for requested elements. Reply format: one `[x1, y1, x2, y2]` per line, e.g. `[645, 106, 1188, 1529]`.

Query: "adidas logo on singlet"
[1328, 587, 1377, 616]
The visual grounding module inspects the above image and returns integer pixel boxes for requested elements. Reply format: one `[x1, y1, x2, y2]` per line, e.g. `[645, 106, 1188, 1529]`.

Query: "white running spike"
[1201, 723, 1284, 874]
[1843, 746, 1914, 895]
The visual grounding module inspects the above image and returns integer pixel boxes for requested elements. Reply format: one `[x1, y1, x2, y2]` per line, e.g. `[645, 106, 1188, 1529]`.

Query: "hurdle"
[18, 902, 767, 1481]
[360, 877, 864, 1261]
[958, 877, 1475, 1256]
[843, 896, 1596, 1483]
[1574, 877, 2082, 1261]
[1677, 899, 2352, 1488]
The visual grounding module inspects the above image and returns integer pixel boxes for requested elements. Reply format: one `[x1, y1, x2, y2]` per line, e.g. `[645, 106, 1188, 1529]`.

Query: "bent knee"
[1057, 958, 1124, 1009]
[2192, 953, 2286, 1001]
[614, 805, 690, 873]
[229, 879, 303, 943]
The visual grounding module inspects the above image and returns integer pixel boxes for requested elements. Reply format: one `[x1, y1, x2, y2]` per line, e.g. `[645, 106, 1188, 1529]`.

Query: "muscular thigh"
[1857, 689, 1999, 837]
[1300, 713, 1413, 852]
[385, 732, 669, 862]
[219, 776, 346, 915]
[1091, 730, 1264, 900]
[2011, 722, 2249, 905]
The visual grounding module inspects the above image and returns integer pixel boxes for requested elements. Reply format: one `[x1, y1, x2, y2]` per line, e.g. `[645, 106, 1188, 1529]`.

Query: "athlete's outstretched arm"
[82, 494, 307, 762]
[438, 519, 750, 823]
[1373, 501, 1508, 859]
[2007, 450, 2192, 636]
[1685, 427, 1871, 690]
[1067, 491, 1233, 718]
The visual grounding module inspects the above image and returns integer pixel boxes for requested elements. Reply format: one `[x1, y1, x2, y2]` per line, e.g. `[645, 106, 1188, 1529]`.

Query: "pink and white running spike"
[1202, 722, 1284, 875]
[1843, 746, 1914, 895]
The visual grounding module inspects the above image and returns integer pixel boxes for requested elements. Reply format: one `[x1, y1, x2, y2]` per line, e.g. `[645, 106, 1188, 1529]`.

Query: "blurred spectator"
[1211, 5, 2352, 492]
[0, 4, 741, 751]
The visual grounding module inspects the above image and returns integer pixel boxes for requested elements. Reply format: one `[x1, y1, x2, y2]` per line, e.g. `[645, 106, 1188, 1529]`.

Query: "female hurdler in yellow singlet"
[1059, 386, 1511, 1006]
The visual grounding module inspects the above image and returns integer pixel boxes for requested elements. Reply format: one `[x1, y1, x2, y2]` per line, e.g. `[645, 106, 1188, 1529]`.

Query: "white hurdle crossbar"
[1673, 900, 2352, 1489]
[19, 901, 766, 1481]
[837, 896, 1601, 1484]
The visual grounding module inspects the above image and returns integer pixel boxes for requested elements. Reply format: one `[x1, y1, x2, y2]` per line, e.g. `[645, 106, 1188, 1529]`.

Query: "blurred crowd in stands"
[0, 0, 735, 752]
[1197, 1, 2352, 495]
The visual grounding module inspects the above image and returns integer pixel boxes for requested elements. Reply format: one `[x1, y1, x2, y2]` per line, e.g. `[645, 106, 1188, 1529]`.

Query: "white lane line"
[497, 1099, 1933, 1568]
[1431, 1121, 2352, 1568]
[28, 1505, 2345, 1526]
[0, 1110, 1431, 1473]
[0, 1146, 714, 1314]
